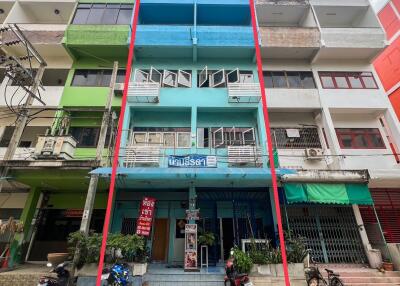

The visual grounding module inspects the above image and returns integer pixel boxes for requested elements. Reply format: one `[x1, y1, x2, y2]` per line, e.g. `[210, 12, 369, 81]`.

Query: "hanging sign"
[136, 197, 156, 237]
[186, 209, 200, 221]
[184, 224, 198, 271]
[168, 154, 217, 168]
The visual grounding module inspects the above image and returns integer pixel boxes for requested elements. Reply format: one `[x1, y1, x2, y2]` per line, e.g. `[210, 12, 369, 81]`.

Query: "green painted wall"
[65, 25, 130, 46]
[60, 59, 124, 108]
[47, 193, 107, 209]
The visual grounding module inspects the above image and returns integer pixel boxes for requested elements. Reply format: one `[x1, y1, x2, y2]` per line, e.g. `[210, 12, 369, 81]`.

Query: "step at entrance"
[143, 273, 226, 286]
[321, 267, 400, 286]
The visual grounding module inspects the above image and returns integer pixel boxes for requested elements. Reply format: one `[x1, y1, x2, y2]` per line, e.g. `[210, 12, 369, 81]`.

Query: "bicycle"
[305, 257, 345, 286]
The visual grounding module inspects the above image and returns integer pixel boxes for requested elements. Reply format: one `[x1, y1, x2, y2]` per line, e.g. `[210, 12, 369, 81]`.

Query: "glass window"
[300, 72, 316, 88]
[117, 6, 133, 24]
[348, 74, 363, 88]
[369, 132, 385, 148]
[286, 72, 302, 88]
[361, 74, 377, 89]
[263, 71, 273, 88]
[70, 127, 99, 147]
[116, 70, 126, 83]
[100, 70, 112, 87]
[132, 133, 146, 145]
[334, 75, 349, 88]
[148, 133, 162, 145]
[271, 71, 287, 88]
[354, 133, 369, 148]
[177, 133, 191, 148]
[163, 133, 175, 147]
[339, 134, 353, 148]
[86, 4, 105, 24]
[336, 128, 386, 149]
[72, 7, 90, 24]
[320, 75, 335, 88]
[102, 4, 120, 24]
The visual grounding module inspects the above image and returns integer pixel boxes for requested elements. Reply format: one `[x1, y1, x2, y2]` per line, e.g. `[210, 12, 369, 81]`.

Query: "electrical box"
[34, 135, 77, 160]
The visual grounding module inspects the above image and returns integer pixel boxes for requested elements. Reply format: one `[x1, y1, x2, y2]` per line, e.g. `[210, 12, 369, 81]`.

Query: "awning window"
[284, 183, 373, 205]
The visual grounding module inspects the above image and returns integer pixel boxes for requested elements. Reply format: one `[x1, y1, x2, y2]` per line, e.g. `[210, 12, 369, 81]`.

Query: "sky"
[370, 0, 389, 11]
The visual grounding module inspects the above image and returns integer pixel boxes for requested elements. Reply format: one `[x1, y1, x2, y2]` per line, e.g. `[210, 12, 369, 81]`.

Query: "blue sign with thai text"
[168, 155, 217, 168]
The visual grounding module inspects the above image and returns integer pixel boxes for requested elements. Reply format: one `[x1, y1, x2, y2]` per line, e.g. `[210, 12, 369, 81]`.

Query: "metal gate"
[284, 205, 367, 264]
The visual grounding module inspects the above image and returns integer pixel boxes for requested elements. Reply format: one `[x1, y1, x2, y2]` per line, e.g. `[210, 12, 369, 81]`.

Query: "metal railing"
[127, 82, 160, 103]
[227, 145, 262, 166]
[228, 83, 261, 103]
[271, 128, 322, 149]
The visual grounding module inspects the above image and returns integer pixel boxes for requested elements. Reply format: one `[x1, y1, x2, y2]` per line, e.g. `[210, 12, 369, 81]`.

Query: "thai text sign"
[168, 155, 217, 168]
[136, 197, 156, 237]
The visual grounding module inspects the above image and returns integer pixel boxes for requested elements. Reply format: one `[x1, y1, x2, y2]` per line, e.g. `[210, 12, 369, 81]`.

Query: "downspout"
[192, 0, 198, 63]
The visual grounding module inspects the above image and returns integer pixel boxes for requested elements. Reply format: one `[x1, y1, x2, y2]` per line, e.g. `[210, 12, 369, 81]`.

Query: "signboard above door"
[168, 154, 217, 168]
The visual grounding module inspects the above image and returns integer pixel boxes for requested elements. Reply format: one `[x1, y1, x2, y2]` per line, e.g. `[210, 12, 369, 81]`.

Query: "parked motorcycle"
[224, 250, 253, 286]
[37, 261, 71, 286]
[101, 262, 132, 286]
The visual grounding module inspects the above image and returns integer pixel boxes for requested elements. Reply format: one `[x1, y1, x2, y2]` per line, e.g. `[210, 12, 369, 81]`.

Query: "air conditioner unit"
[305, 148, 323, 160]
[34, 135, 77, 160]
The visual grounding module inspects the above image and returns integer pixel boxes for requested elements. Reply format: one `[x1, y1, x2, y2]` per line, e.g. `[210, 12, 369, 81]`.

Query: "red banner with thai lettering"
[136, 197, 156, 237]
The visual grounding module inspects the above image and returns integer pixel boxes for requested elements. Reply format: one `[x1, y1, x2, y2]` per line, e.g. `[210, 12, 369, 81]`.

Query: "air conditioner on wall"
[34, 135, 77, 160]
[304, 148, 324, 160]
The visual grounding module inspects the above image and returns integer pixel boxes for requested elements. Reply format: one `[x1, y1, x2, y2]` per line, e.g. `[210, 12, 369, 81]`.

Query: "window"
[263, 71, 316, 89]
[336, 128, 386, 149]
[197, 127, 256, 148]
[134, 69, 192, 88]
[319, 72, 378, 89]
[70, 127, 100, 147]
[271, 128, 322, 149]
[71, 3, 133, 25]
[71, 70, 113, 87]
[131, 128, 191, 148]
[197, 68, 253, 88]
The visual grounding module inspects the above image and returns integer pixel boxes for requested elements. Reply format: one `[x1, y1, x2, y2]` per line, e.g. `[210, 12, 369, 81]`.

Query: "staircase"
[143, 265, 225, 286]
[321, 266, 400, 286]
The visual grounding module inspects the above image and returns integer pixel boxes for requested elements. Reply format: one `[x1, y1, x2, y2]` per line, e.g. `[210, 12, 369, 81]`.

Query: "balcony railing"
[122, 144, 264, 168]
[127, 82, 160, 103]
[228, 146, 262, 167]
[228, 83, 261, 103]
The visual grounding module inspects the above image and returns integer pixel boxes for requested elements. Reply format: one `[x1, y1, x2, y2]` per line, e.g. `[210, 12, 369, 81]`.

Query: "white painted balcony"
[266, 89, 320, 110]
[228, 83, 261, 103]
[127, 82, 160, 104]
[227, 146, 262, 166]
[0, 83, 64, 108]
[124, 145, 161, 167]
[0, 147, 35, 160]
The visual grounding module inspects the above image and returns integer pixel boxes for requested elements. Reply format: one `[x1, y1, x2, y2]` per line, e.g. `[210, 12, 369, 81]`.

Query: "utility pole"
[0, 24, 47, 192]
[80, 61, 118, 234]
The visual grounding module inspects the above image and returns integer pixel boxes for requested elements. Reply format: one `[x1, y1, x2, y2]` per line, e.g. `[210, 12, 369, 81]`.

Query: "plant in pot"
[198, 231, 215, 267]
[248, 239, 273, 275]
[285, 233, 308, 277]
[232, 247, 253, 274]
[382, 259, 394, 271]
[68, 231, 102, 274]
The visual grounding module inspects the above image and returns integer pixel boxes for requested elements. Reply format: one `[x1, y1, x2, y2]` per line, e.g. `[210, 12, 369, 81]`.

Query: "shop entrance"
[151, 218, 169, 262]
[222, 218, 234, 260]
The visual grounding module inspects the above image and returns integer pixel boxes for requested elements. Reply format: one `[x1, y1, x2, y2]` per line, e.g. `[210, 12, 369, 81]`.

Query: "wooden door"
[151, 218, 169, 261]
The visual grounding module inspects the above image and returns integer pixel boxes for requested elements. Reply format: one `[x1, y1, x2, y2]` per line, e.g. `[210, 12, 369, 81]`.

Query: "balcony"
[127, 82, 160, 104]
[266, 89, 320, 110]
[124, 145, 161, 167]
[312, 1, 386, 61]
[64, 25, 130, 58]
[228, 83, 261, 103]
[259, 27, 320, 59]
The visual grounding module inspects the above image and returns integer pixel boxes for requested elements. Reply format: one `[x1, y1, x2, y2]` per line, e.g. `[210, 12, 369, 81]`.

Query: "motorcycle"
[224, 250, 253, 286]
[101, 262, 132, 286]
[37, 261, 71, 286]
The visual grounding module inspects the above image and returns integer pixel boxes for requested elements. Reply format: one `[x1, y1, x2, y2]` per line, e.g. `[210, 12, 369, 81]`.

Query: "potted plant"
[286, 233, 308, 277]
[249, 239, 273, 275]
[198, 231, 215, 247]
[382, 260, 394, 271]
[232, 247, 253, 274]
[0, 217, 23, 267]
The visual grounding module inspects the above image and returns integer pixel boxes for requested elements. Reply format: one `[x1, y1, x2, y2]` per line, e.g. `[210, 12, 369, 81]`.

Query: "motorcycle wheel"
[330, 277, 344, 286]
[307, 278, 320, 286]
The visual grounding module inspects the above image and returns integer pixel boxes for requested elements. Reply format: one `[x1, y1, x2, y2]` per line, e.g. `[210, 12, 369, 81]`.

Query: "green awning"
[284, 183, 373, 205]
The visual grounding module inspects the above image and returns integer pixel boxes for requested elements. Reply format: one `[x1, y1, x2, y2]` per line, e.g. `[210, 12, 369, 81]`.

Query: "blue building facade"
[107, 0, 287, 264]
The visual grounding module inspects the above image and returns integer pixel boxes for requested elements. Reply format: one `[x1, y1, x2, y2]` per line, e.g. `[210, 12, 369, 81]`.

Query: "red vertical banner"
[136, 197, 156, 236]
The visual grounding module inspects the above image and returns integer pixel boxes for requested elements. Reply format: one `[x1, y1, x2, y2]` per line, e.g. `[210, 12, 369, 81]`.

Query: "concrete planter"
[76, 263, 99, 276]
[251, 264, 273, 276]
[274, 264, 285, 277]
[288, 263, 305, 277]
[130, 263, 148, 276]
